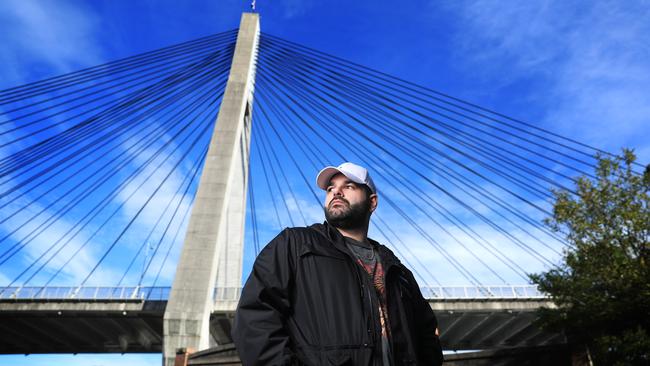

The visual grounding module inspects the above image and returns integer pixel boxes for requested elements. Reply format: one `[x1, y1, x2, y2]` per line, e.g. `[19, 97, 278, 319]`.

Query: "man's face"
[324, 173, 377, 229]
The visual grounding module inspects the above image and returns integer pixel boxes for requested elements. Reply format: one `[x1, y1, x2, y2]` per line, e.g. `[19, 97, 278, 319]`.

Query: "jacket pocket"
[298, 242, 347, 261]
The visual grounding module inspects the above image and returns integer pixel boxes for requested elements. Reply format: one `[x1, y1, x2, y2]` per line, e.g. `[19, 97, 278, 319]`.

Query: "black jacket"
[232, 222, 443, 366]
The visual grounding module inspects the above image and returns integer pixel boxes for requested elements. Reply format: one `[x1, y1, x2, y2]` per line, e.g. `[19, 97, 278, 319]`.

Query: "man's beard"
[324, 197, 371, 229]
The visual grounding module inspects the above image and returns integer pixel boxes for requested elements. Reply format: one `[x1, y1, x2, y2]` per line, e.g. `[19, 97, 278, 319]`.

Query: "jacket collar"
[309, 221, 403, 271]
[309, 221, 348, 253]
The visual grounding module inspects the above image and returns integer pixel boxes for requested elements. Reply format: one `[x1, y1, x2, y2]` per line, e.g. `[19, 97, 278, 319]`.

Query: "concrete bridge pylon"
[163, 13, 259, 366]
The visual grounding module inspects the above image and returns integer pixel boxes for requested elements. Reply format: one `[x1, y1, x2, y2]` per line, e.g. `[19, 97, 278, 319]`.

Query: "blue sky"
[1, 0, 650, 364]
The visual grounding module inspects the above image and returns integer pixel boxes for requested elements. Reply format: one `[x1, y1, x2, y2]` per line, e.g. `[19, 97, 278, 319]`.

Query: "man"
[233, 162, 443, 365]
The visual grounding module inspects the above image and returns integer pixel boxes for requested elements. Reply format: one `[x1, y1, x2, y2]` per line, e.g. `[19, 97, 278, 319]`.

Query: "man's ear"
[369, 194, 378, 213]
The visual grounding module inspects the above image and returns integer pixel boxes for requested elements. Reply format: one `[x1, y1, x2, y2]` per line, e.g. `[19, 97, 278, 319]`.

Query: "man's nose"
[330, 187, 343, 196]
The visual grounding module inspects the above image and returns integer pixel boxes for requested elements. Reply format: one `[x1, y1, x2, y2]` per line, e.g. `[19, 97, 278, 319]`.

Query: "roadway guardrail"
[0, 285, 545, 301]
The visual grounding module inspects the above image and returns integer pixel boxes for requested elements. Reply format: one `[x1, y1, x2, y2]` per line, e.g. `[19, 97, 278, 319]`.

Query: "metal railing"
[421, 285, 546, 299]
[0, 286, 170, 301]
[0, 285, 545, 301]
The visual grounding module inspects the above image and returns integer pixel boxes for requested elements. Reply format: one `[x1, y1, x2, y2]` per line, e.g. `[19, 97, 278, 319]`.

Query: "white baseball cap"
[316, 162, 377, 194]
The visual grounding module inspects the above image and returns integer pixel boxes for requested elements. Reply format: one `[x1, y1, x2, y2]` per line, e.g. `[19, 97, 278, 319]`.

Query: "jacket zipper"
[341, 245, 378, 351]
[385, 267, 398, 365]
[366, 283, 377, 344]
[352, 257, 377, 347]
[319, 225, 381, 352]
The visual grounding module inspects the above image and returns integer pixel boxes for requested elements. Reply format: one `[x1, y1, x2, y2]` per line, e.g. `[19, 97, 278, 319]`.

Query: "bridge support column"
[163, 13, 259, 366]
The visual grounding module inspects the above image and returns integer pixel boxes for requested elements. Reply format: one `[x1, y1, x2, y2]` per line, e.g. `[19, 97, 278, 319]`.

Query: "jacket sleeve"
[232, 229, 296, 366]
[408, 272, 444, 366]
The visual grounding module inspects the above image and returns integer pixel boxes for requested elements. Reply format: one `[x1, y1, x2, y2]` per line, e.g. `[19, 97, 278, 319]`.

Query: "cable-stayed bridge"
[1, 12, 639, 365]
[0, 284, 556, 355]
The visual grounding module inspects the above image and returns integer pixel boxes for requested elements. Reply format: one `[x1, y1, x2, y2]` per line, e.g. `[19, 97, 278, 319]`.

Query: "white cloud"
[369, 178, 565, 287]
[278, 0, 314, 19]
[447, 0, 650, 162]
[284, 192, 323, 225]
[115, 150, 193, 238]
[0, 192, 120, 286]
[0, 271, 11, 285]
[0, 0, 104, 88]
[0, 125, 198, 287]
[107, 135, 201, 285]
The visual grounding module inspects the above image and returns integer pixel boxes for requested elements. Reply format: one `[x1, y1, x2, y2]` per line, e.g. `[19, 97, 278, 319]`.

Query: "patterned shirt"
[345, 237, 391, 366]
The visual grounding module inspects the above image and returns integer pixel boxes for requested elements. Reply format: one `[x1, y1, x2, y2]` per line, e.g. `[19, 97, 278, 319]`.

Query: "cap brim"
[316, 166, 341, 190]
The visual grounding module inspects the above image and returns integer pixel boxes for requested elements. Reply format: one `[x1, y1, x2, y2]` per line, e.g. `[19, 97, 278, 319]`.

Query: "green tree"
[530, 149, 650, 365]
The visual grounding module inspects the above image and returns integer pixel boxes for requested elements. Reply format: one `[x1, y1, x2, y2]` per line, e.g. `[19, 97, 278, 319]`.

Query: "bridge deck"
[434, 299, 564, 349]
[0, 286, 563, 354]
[0, 300, 165, 354]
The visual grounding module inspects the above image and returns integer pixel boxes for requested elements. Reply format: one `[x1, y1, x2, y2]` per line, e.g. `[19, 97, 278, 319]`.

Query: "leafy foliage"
[530, 149, 649, 365]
